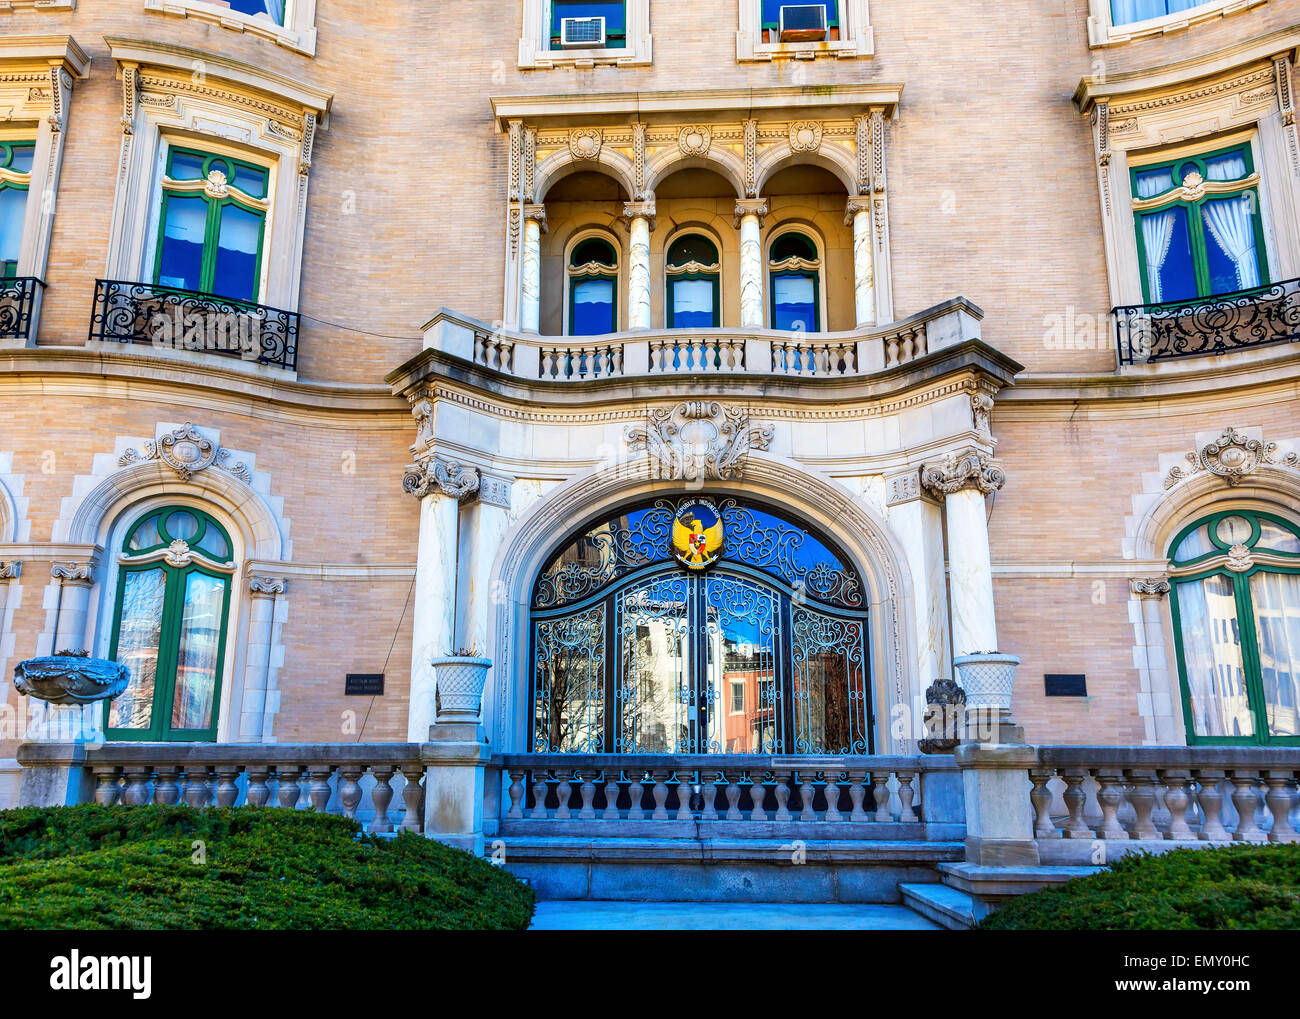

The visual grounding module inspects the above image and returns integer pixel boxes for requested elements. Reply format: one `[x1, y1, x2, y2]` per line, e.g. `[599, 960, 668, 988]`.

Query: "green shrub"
[979, 844, 1300, 930]
[0, 805, 535, 930]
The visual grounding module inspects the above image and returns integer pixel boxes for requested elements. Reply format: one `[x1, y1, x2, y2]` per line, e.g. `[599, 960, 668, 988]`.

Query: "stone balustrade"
[422, 297, 982, 383]
[20, 743, 426, 835]
[495, 753, 965, 840]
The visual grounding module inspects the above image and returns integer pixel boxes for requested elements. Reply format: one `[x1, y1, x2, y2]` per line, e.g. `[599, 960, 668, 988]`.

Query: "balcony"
[421, 297, 984, 382]
[0, 276, 43, 344]
[1114, 277, 1300, 366]
[88, 279, 299, 372]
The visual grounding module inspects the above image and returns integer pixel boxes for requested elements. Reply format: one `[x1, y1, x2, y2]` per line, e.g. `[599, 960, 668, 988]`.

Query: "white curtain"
[1112, 0, 1204, 24]
[1135, 169, 1174, 198]
[1175, 575, 1255, 739]
[263, 0, 285, 24]
[1206, 152, 1248, 181]
[1141, 210, 1176, 302]
[1249, 571, 1300, 738]
[1201, 195, 1261, 291]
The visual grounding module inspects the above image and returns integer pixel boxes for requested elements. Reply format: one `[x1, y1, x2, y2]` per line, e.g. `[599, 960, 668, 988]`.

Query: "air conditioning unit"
[560, 16, 606, 47]
[779, 4, 828, 42]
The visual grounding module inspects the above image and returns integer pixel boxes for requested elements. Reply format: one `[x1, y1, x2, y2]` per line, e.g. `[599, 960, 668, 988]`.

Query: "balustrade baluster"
[1230, 770, 1265, 841]
[603, 774, 622, 820]
[93, 766, 121, 806]
[773, 770, 794, 821]
[701, 772, 721, 821]
[1125, 769, 1161, 840]
[368, 766, 395, 833]
[246, 766, 271, 808]
[1059, 769, 1094, 838]
[797, 773, 817, 821]
[530, 769, 550, 819]
[1265, 771, 1299, 843]
[184, 767, 212, 808]
[1161, 769, 1195, 839]
[675, 771, 695, 821]
[275, 766, 302, 810]
[1029, 768, 1060, 838]
[122, 766, 152, 805]
[627, 772, 646, 820]
[823, 774, 843, 822]
[897, 772, 918, 823]
[724, 776, 743, 820]
[554, 771, 574, 820]
[886, 336, 900, 366]
[399, 765, 424, 832]
[578, 769, 598, 820]
[214, 767, 241, 808]
[650, 770, 670, 820]
[540, 348, 555, 379]
[506, 769, 526, 819]
[847, 769, 868, 821]
[1095, 768, 1130, 839]
[1194, 769, 1229, 840]
[307, 765, 333, 814]
[871, 771, 892, 822]
[152, 766, 181, 807]
[748, 773, 768, 822]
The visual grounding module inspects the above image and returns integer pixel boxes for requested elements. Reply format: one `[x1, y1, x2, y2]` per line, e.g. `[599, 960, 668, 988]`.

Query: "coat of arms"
[672, 499, 724, 570]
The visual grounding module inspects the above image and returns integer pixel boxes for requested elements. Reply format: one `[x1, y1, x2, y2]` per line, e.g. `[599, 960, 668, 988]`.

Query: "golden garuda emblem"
[672, 498, 724, 570]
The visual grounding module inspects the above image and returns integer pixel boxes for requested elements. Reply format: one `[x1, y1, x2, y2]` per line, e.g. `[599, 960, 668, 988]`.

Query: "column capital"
[478, 473, 513, 510]
[1130, 578, 1171, 598]
[51, 560, 96, 585]
[734, 198, 769, 228]
[523, 203, 548, 232]
[248, 574, 287, 596]
[403, 457, 482, 502]
[844, 196, 872, 225]
[919, 449, 1006, 500]
[0, 561, 20, 579]
[621, 199, 656, 231]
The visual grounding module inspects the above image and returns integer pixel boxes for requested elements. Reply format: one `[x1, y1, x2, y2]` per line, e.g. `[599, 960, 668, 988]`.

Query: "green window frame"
[0, 140, 35, 278]
[105, 506, 235, 743]
[1130, 142, 1269, 305]
[665, 233, 721, 329]
[568, 235, 619, 336]
[1168, 509, 1300, 746]
[153, 145, 269, 303]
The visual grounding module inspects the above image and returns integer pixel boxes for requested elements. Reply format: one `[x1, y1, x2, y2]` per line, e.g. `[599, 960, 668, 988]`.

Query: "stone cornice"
[1073, 25, 1300, 113]
[490, 84, 903, 130]
[0, 34, 91, 77]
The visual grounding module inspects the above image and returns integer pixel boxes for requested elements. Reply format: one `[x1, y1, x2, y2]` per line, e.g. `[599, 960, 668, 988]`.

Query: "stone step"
[529, 899, 944, 930]
[899, 882, 978, 929]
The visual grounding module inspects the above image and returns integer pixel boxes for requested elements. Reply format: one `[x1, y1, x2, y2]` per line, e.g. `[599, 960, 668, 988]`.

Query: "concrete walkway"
[529, 900, 942, 931]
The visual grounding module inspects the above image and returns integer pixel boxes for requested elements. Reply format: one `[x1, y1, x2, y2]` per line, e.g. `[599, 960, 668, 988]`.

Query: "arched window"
[106, 506, 235, 742]
[567, 235, 618, 335]
[1168, 510, 1300, 744]
[665, 233, 720, 328]
[530, 497, 870, 755]
[768, 231, 821, 332]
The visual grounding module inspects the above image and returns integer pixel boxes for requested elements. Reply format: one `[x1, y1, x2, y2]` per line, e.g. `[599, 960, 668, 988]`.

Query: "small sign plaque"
[1045, 673, 1087, 697]
[345, 673, 384, 696]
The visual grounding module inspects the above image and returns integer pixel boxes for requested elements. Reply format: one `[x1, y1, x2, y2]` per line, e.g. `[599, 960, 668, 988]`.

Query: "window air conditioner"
[779, 4, 828, 42]
[560, 16, 606, 47]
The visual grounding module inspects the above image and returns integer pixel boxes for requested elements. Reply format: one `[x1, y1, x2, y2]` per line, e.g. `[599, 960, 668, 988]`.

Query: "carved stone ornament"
[403, 457, 482, 501]
[919, 450, 1006, 499]
[249, 574, 287, 595]
[678, 124, 712, 157]
[918, 678, 967, 755]
[1165, 427, 1298, 489]
[0, 561, 20, 580]
[1226, 545, 1254, 573]
[970, 391, 995, 438]
[568, 128, 603, 161]
[788, 121, 823, 152]
[13, 652, 130, 706]
[625, 401, 774, 482]
[1130, 578, 1171, 597]
[119, 422, 253, 484]
[51, 561, 95, 584]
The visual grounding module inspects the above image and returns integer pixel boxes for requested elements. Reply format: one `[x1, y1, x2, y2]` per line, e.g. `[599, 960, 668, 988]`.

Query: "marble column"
[456, 480, 512, 658]
[623, 200, 655, 330]
[50, 561, 95, 654]
[520, 204, 546, 334]
[920, 451, 1006, 657]
[886, 482, 950, 710]
[403, 458, 480, 742]
[239, 575, 286, 742]
[735, 198, 768, 329]
[846, 197, 875, 327]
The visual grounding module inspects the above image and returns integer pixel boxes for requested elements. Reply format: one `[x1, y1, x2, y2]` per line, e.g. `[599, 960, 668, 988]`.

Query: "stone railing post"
[421, 656, 492, 856]
[955, 743, 1040, 868]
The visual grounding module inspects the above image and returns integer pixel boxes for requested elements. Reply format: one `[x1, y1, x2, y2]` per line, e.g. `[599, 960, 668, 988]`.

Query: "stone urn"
[432, 655, 492, 724]
[953, 651, 1023, 745]
[918, 677, 966, 754]
[13, 650, 130, 743]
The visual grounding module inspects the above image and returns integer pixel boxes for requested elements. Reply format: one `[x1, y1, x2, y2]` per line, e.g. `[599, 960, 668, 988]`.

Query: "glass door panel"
[1249, 570, 1300, 738]
[616, 575, 689, 752]
[705, 573, 782, 754]
[170, 572, 228, 731]
[533, 605, 606, 752]
[1175, 574, 1254, 738]
[109, 568, 168, 731]
[790, 606, 869, 753]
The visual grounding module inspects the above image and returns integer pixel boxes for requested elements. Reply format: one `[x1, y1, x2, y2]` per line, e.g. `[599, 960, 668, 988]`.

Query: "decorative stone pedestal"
[954, 652, 1023, 745]
[423, 655, 493, 855]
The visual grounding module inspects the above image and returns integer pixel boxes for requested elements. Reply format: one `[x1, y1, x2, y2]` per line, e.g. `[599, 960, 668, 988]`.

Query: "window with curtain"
[1169, 510, 1300, 745]
[155, 146, 270, 303]
[1130, 143, 1267, 304]
[568, 235, 618, 335]
[665, 234, 720, 328]
[225, 0, 287, 24]
[551, 1, 626, 48]
[0, 141, 34, 278]
[768, 231, 821, 332]
[107, 507, 235, 742]
[1110, 0, 1212, 25]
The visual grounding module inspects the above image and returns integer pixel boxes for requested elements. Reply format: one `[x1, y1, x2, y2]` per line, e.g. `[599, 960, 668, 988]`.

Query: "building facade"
[1, 0, 1300, 908]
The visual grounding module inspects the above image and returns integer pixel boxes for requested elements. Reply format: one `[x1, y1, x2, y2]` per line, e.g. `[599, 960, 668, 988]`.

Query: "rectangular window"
[0, 141, 35, 278]
[154, 146, 269, 303]
[1110, 0, 1209, 25]
[760, 1, 840, 43]
[225, 0, 288, 25]
[1131, 143, 1267, 304]
[551, 1, 626, 49]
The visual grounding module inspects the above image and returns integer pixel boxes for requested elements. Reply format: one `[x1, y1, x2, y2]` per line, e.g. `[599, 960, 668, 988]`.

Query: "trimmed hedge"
[980, 844, 1300, 930]
[0, 805, 535, 930]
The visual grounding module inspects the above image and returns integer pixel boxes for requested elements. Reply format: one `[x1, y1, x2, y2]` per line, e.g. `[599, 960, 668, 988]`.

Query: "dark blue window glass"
[213, 203, 262, 302]
[157, 195, 207, 292]
[761, 0, 838, 28]
[573, 278, 615, 335]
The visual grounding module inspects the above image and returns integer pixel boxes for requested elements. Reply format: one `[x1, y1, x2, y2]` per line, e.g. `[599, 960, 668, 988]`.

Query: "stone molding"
[118, 422, 252, 484]
[248, 574, 287, 596]
[620, 200, 657, 232]
[0, 561, 21, 580]
[1164, 426, 1299, 489]
[625, 401, 774, 482]
[403, 457, 482, 502]
[919, 450, 1006, 499]
[1129, 577, 1171, 598]
[734, 198, 770, 229]
[51, 561, 95, 584]
[479, 475, 513, 510]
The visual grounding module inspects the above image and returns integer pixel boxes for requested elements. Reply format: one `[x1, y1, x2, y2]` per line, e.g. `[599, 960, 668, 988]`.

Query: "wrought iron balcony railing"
[0, 276, 43, 343]
[88, 279, 299, 371]
[1114, 276, 1300, 366]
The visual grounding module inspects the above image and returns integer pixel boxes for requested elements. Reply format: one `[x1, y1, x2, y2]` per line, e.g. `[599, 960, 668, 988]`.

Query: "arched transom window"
[1168, 510, 1300, 745]
[665, 233, 720, 329]
[107, 506, 235, 742]
[530, 497, 870, 755]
